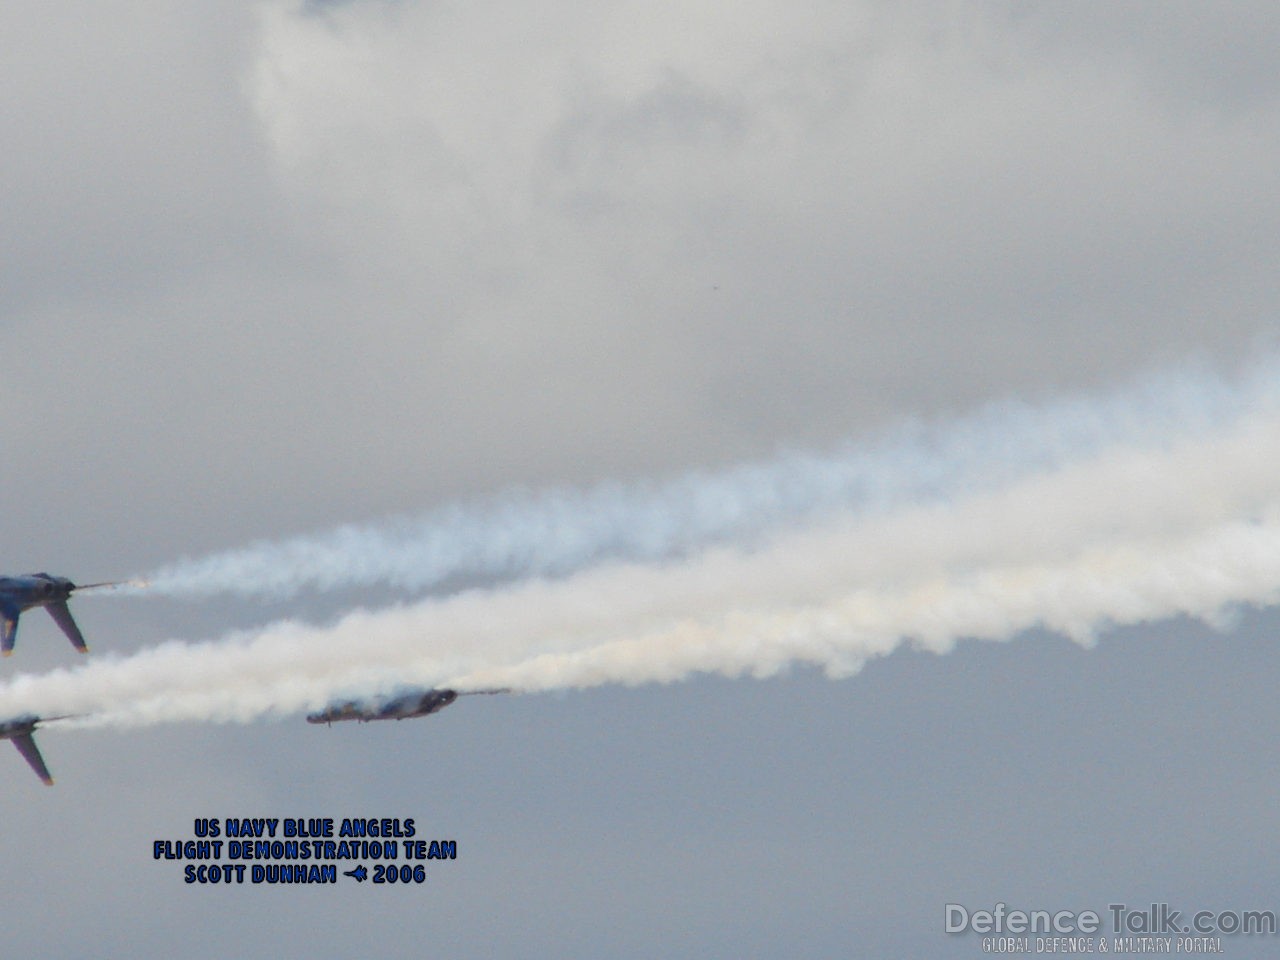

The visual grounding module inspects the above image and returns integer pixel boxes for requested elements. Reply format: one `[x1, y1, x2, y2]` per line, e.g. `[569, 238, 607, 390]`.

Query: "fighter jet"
[0, 573, 124, 656]
[306, 688, 508, 725]
[0, 715, 64, 785]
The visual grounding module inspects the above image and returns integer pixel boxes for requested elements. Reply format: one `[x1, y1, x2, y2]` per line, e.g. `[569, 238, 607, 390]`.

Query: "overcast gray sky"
[3, 2, 1280, 956]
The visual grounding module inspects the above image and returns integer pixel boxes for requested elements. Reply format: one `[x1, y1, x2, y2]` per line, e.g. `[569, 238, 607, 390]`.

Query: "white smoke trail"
[5, 365, 1280, 730]
[135, 358, 1263, 600]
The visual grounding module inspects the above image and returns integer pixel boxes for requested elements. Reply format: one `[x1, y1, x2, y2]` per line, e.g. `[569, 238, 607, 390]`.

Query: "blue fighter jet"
[0, 715, 65, 785]
[0, 573, 123, 656]
[306, 688, 509, 724]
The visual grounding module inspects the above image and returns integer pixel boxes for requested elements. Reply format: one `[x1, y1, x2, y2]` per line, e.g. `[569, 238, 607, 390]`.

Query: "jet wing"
[0, 610, 16, 656]
[45, 601, 88, 654]
[11, 733, 53, 785]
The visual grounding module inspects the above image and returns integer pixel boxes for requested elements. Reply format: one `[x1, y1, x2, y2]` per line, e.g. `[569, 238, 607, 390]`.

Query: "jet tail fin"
[45, 601, 88, 654]
[11, 733, 53, 785]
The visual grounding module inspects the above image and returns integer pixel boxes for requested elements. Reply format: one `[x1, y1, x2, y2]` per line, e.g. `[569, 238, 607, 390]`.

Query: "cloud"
[243, 0, 1280, 457]
[5, 1, 1279, 570]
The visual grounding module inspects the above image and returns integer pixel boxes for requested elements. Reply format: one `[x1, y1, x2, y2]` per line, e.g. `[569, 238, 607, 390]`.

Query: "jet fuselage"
[0, 715, 40, 739]
[0, 574, 76, 613]
[306, 689, 459, 724]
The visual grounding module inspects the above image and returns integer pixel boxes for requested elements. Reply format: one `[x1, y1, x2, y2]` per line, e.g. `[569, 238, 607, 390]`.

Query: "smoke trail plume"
[5, 357, 1280, 730]
[137, 359, 1263, 600]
